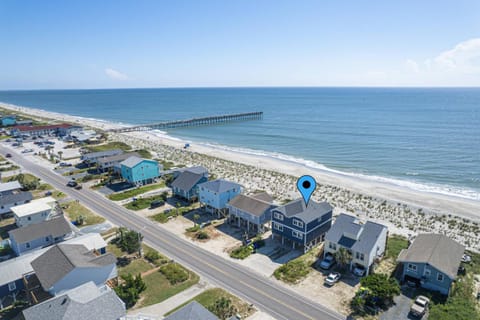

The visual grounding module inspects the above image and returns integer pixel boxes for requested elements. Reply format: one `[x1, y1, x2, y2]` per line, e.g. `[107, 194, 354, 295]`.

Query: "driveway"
[81, 221, 113, 234]
[380, 286, 427, 320]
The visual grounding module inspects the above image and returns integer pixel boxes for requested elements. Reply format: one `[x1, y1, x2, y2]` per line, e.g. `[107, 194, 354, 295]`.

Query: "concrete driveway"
[380, 286, 428, 320]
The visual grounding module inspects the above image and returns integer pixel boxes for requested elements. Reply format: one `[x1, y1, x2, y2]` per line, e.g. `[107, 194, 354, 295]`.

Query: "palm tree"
[58, 150, 63, 160]
[334, 247, 352, 272]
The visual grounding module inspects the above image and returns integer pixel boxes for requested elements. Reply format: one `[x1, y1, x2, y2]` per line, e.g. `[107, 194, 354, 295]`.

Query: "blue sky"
[1, 0, 479, 89]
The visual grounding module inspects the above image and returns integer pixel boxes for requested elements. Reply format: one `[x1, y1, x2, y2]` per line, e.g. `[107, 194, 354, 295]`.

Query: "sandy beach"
[2, 102, 480, 250]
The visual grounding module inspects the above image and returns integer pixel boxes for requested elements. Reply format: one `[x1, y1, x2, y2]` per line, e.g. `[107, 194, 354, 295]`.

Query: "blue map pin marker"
[297, 175, 316, 207]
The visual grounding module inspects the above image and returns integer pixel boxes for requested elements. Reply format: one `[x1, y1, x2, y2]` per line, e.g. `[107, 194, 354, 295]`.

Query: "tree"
[357, 273, 400, 309]
[115, 227, 143, 254]
[114, 273, 146, 309]
[58, 150, 63, 160]
[208, 297, 237, 320]
[334, 247, 352, 271]
[9, 174, 39, 191]
[193, 214, 200, 227]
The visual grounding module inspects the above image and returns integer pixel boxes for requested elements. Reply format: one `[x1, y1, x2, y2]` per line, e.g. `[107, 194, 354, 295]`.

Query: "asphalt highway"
[1, 145, 345, 320]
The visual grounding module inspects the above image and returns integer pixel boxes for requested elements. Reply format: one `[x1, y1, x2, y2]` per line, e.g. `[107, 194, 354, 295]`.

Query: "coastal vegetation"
[62, 200, 105, 226]
[85, 141, 131, 152]
[351, 274, 401, 314]
[124, 192, 168, 211]
[108, 182, 166, 201]
[273, 248, 320, 283]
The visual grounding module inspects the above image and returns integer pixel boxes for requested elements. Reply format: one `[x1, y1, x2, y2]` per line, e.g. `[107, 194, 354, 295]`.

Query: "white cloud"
[105, 68, 129, 81]
[433, 38, 480, 73]
[405, 59, 419, 73]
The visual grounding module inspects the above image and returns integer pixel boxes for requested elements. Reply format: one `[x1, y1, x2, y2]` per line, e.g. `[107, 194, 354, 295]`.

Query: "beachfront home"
[171, 171, 208, 201]
[16, 119, 33, 126]
[12, 196, 57, 227]
[172, 166, 209, 179]
[164, 301, 219, 320]
[397, 234, 464, 295]
[0, 191, 33, 216]
[1, 115, 16, 127]
[120, 156, 161, 185]
[0, 233, 108, 308]
[57, 125, 83, 136]
[227, 192, 276, 233]
[97, 151, 140, 173]
[271, 199, 333, 252]
[323, 214, 388, 276]
[29, 243, 117, 296]
[10, 123, 73, 136]
[80, 149, 123, 165]
[8, 216, 74, 256]
[21, 281, 126, 320]
[198, 179, 241, 216]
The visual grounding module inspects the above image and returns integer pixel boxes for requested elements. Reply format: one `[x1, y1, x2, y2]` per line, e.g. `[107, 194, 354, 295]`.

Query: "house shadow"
[105, 181, 134, 193]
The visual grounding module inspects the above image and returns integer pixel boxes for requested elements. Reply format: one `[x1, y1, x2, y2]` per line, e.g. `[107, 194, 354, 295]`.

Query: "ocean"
[0, 87, 479, 200]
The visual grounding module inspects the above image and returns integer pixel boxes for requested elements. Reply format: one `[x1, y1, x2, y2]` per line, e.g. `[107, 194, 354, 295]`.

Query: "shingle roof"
[0, 181, 22, 193]
[81, 149, 123, 161]
[397, 234, 464, 279]
[185, 166, 208, 175]
[31, 244, 116, 290]
[0, 233, 108, 287]
[227, 193, 275, 217]
[9, 216, 72, 243]
[21, 282, 126, 320]
[13, 123, 72, 132]
[120, 156, 155, 168]
[198, 179, 241, 193]
[273, 199, 332, 223]
[97, 152, 140, 165]
[325, 214, 387, 254]
[171, 171, 204, 192]
[11, 198, 53, 218]
[0, 191, 33, 206]
[164, 301, 219, 320]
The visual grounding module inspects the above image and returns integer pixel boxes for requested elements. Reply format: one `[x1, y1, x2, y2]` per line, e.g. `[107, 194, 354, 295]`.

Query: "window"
[360, 253, 364, 261]
[273, 222, 283, 231]
[329, 242, 337, 250]
[437, 273, 444, 282]
[356, 252, 364, 261]
[8, 282, 16, 291]
[292, 219, 304, 228]
[45, 237, 50, 242]
[26, 243, 30, 248]
[273, 212, 283, 221]
[407, 263, 417, 272]
[424, 269, 431, 277]
[27, 217, 31, 221]
[292, 230, 303, 239]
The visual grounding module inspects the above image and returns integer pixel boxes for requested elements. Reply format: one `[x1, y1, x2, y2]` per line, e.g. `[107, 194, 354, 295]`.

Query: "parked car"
[5, 153, 12, 158]
[324, 272, 341, 286]
[462, 253, 472, 263]
[74, 184, 82, 190]
[410, 295, 430, 318]
[67, 180, 78, 187]
[150, 200, 165, 209]
[353, 266, 366, 277]
[21, 149, 33, 153]
[319, 254, 336, 270]
[45, 191, 53, 196]
[59, 162, 72, 167]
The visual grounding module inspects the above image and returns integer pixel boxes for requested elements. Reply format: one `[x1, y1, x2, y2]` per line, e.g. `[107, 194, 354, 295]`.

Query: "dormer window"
[292, 219, 304, 228]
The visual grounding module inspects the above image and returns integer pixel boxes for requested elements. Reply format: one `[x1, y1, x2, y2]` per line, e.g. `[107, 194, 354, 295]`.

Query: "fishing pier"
[109, 111, 263, 133]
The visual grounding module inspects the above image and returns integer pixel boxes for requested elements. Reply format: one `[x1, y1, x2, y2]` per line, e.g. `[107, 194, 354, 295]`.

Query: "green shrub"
[144, 250, 160, 263]
[159, 263, 189, 285]
[230, 245, 253, 260]
[273, 260, 309, 283]
[114, 273, 147, 309]
[186, 225, 200, 233]
[196, 231, 209, 240]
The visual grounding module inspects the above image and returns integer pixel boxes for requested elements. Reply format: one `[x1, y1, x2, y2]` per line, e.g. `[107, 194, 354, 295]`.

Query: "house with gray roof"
[397, 233, 464, 295]
[97, 152, 140, 172]
[164, 301, 219, 320]
[170, 166, 209, 179]
[30, 243, 117, 295]
[227, 192, 276, 232]
[0, 181, 22, 195]
[120, 156, 161, 186]
[271, 199, 333, 252]
[81, 149, 123, 164]
[0, 233, 108, 308]
[171, 171, 208, 201]
[324, 214, 388, 276]
[8, 216, 74, 256]
[0, 191, 33, 216]
[198, 179, 241, 216]
[21, 281, 125, 320]
[12, 196, 57, 227]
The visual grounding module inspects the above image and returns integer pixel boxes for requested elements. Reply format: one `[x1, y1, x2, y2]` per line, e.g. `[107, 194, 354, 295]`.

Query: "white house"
[12, 196, 57, 227]
[323, 214, 388, 275]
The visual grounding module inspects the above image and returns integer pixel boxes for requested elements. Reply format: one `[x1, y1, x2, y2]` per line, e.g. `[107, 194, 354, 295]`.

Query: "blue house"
[198, 179, 241, 216]
[1, 115, 16, 127]
[120, 156, 161, 186]
[227, 192, 276, 233]
[397, 234, 464, 295]
[8, 216, 74, 256]
[171, 171, 208, 202]
[271, 199, 333, 253]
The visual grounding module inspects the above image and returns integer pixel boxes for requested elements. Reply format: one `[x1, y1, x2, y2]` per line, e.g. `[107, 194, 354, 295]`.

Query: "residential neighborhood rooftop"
[120, 155, 150, 168]
[81, 149, 123, 160]
[97, 151, 140, 165]
[164, 301, 219, 320]
[171, 171, 205, 191]
[274, 199, 332, 222]
[228, 192, 274, 217]
[31, 244, 116, 290]
[198, 179, 241, 193]
[21, 281, 125, 320]
[0, 180, 22, 193]
[325, 214, 388, 254]
[397, 233, 465, 279]
[11, 198, 54, 218]
[8, 216, 72, 243]
[0, 191, 33, 206]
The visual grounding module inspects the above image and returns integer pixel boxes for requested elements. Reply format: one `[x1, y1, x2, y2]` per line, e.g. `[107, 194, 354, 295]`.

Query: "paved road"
[3, 146, 345, 320]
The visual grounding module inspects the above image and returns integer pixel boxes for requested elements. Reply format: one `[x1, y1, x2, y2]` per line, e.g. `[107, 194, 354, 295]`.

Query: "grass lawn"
[2, 173, 38, 184]
[118, 259, 153, 277]
[135, 149, 152, 159]
[150, 210, 178, 223]
[138, 268, 199, 308]
[86, 141, 131, 152]
[63, 201, 105, 226]
[164, 288, 254, 318]
[108, 183, 166, 201]
[385, 235, 409, 260]
[0, 217, 16, 240]
[107, 242, 126, 257]
[124, 194, 166, 211]
[273, 246, 321, 284]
